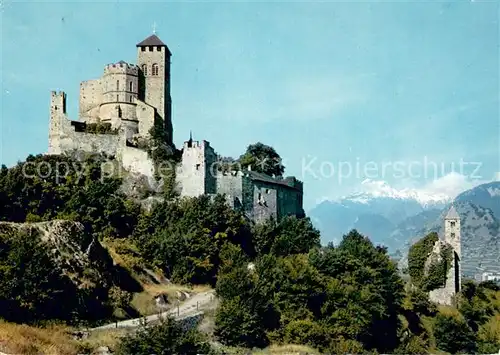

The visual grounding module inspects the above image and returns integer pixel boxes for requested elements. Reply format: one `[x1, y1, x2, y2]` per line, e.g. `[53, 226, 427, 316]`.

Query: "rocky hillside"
[0, 220, 114, 289]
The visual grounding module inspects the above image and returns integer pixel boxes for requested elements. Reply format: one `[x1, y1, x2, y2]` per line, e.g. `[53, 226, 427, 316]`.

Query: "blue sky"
[1, 0, 499, 210]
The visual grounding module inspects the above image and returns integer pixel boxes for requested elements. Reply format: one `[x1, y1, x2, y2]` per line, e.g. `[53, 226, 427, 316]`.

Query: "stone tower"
[176, 136, 217, 197]
[444, 205, 461, 293]
[49, 91, 67, 155]
[136, 34, 173, 145]
[429, 205, 462, 305]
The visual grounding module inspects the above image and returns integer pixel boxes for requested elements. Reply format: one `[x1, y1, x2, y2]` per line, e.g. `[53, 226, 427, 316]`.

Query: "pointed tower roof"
[445, 205, 460, 219]
[136, 34, 171, 55]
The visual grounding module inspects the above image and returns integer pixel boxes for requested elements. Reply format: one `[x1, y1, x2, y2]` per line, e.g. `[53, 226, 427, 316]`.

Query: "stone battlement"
[183, 139, 212, 150]
[104, 61, 139, 76]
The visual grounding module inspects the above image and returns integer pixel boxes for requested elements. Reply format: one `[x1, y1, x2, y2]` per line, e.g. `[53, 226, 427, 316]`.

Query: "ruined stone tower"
[136, 34, 173, 145]
[49, 91, 67, 154]
[429, 205, 462, 305]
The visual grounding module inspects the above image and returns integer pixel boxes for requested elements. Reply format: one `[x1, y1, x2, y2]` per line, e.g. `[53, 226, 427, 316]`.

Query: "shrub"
[115, 316, 215, 355]
[433, 313, 476, 354]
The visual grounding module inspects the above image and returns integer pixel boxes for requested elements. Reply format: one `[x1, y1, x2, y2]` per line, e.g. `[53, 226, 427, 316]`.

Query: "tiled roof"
[137, 34, 165, 46]
[247, 171, 301, 190]
[136, 34, 172, 55]
[445, 205, 460, 219]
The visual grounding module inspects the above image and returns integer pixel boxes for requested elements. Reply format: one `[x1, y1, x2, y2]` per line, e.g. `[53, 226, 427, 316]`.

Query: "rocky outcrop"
[0, 220, 113, 289]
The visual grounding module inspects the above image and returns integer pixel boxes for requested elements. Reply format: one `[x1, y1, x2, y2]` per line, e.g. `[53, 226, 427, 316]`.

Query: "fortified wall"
[47, 34, 304, 223]
[49, 91, 154, 177]
[176, 139, 304, 223]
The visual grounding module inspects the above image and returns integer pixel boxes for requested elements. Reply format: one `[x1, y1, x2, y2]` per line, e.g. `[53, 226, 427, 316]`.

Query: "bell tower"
[136, 33, 172, 145]
[444, 205, 461, 293]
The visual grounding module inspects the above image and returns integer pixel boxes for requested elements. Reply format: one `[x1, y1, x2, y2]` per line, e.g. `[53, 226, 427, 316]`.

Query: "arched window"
[141, 64, 148, 76]
[129, 81, 133, 91]
[152, 64, 159, 76]
[116, 80, 119, 90]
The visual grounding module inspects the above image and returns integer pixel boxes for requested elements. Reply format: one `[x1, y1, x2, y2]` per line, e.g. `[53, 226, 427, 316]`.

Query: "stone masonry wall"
[119, 146, 154, 177]
[252, 181, 278, 223]
[429, 252, 457, 306]
[49, 106, 120, 157]
[136, 100, 155, 139]
[277, 186, 303, 218]
[137, 46, 167, 123]
[79, 79, 102, 121]
[427, 238, 460, 306]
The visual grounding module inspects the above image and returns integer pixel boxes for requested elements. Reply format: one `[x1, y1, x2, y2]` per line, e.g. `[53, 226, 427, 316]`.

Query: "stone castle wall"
[48, 35, 303, 224]
[427, 240, 458, 306]
[119, 146, 154, 177]
[429, 258, 457, 306]
[79, 79, 102, 122]
[252, 180, 279, 223]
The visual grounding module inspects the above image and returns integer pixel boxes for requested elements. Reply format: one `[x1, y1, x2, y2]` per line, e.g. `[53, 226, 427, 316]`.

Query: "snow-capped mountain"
[344, 179, 452, 208]
[309, 180, 500, 275]
[309, 179, 454, 249]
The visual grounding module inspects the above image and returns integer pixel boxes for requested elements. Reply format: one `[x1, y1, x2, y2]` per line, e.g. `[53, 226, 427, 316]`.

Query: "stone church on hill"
[48, 33, 304, 223]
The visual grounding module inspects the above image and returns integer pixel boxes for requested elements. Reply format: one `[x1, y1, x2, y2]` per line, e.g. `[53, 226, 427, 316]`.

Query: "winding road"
[90, 290, 216, 331]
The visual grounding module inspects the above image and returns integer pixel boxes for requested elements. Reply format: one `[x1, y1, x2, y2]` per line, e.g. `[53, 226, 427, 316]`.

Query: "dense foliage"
[0, 154, 138, 238]
[1, 153, 499, 354]
[147, 116, 180, 185]
[214, 230, 405, 353]
[408, 232, 453, 292]
[408, 232, 438, 285]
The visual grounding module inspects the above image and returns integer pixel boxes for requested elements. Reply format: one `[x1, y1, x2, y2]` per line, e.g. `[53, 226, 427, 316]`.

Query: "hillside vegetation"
[0, 153, 499, 354]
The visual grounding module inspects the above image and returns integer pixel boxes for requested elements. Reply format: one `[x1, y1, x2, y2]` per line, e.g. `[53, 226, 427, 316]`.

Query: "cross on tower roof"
[152, 21, 157, 35]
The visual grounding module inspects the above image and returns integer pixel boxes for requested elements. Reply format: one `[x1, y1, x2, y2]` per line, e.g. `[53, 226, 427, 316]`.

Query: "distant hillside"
[309, 180, 450, 248]
[397, 181, 500, 278]
[311, 181, 500, 278]
[425, 201, 500, 277]
[455, 181, 500, 217]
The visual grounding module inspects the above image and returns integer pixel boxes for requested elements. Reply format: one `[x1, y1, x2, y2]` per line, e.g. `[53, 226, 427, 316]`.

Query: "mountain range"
[309, 180, 500, 278]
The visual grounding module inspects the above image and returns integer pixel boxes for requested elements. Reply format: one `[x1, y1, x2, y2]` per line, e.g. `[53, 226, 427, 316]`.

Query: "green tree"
[238, 142, 284, 177]
[309, 230, 405, 352]
[115, 316, 215, 355]
[282, 319, 329, 351]
[215, 296, 270, 348]
[134, 194, 254, 285]
[252, 216, 320, 257]
[433, 313, 477, 354]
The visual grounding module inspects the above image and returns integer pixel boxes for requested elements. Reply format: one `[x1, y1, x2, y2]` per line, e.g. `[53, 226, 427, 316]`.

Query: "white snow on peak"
[486, 187, 500, 197]
[342, 179, 452, 207]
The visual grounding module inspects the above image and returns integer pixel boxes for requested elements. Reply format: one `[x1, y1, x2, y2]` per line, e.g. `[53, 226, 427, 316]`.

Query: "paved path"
[91, 290, 216, 331]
